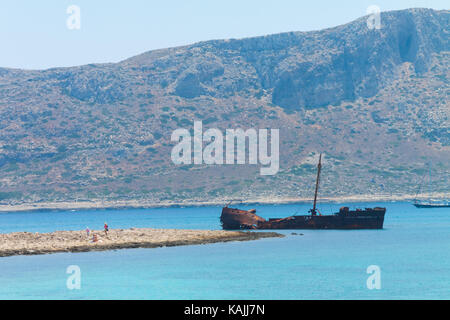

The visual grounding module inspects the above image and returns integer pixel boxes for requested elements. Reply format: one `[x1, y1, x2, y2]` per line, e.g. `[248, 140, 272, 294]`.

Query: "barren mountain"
[0, 8, 448, 205]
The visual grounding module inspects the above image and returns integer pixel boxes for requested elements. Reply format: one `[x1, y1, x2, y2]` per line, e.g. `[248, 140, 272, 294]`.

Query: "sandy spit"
[0, 228, 284, 258]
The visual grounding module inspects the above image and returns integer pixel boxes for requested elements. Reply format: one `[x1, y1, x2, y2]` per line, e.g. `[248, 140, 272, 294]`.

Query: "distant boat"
[414, 202, 450, 208]
[413, 163, 449, 208]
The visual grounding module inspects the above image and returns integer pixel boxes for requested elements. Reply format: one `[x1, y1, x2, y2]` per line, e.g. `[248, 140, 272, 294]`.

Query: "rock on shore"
[0, 228, 284, 257]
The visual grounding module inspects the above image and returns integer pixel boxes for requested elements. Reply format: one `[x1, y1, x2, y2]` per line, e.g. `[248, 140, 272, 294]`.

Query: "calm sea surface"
[0, 202, 449, 299]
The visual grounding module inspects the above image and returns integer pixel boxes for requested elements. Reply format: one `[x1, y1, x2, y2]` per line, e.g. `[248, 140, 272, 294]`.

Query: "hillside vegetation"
[0, 8, 448, 205]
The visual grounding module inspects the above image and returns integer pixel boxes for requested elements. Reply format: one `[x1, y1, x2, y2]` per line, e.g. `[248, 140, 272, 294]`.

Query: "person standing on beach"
[104, 222, 109, 236]
[86, 227, 90, 238]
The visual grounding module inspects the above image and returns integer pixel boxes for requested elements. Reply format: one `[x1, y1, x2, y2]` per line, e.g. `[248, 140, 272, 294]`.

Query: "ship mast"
[310, 154, 322, 216]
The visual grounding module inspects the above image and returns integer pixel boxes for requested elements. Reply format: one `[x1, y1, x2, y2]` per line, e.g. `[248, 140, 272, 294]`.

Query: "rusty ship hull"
[221, 207, 386, 230]
[220, 154, 387, 230]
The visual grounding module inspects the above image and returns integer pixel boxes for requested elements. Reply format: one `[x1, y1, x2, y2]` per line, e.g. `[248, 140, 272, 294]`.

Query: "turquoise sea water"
[0, 202, 449, 300]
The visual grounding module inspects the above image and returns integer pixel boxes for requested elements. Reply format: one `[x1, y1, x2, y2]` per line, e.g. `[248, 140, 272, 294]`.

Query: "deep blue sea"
[0, 202, 449, 300]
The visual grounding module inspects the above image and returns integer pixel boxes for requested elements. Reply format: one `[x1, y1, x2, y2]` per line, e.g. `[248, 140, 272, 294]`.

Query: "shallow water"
[0, 202, 449, 299]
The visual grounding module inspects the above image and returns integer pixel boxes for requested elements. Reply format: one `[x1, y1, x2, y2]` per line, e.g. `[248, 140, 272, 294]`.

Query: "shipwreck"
[221, 154, 386, 230]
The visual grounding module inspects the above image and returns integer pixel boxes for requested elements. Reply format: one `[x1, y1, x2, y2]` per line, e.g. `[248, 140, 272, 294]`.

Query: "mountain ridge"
[3, 8, 447, 70]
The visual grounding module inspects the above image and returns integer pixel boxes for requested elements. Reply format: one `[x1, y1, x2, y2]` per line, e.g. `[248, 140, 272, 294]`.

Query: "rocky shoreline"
[0, 228, 284, 258]
[0, 192, 448, 213]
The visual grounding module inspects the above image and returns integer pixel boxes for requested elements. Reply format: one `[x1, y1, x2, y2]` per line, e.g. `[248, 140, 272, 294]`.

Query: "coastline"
[0, 192, 448, 213]
[0, 228, 284, 258]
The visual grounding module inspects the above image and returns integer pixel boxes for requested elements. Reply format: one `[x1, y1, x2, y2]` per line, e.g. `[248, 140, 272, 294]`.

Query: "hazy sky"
[0, 0, 448, 69]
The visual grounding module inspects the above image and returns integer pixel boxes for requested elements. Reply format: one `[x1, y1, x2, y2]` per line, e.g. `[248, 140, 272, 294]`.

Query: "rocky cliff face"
[120, 8, 449, 109]
[0, 8, 448, 204]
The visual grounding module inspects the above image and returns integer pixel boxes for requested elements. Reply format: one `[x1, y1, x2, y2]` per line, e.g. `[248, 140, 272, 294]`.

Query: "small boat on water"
[221, 154, 386, 230]
[413, 164, 449, 208]
[413, 200, 450, 208]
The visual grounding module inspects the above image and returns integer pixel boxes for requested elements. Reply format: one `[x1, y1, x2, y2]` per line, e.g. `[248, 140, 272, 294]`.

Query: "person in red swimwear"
[104, 222, 109, 236]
